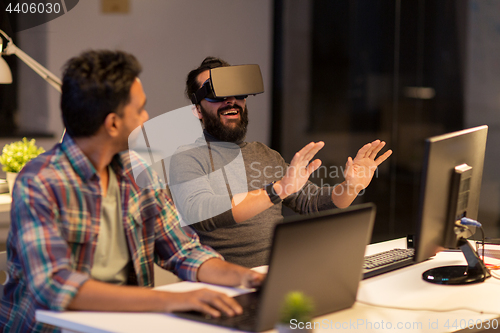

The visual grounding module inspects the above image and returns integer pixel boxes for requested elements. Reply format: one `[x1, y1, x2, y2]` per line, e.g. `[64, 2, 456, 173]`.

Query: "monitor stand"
[422, 238, 491, 285]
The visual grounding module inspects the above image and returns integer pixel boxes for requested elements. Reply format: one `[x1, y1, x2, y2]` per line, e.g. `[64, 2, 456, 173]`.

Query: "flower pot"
[275, 323, 313, 333]
[6, 172, 18, 195]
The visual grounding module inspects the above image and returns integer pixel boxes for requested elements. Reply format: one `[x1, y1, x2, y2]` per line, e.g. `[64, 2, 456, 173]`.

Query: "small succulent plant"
[279, 291, 314, 325]
[0, 138, 45, 173]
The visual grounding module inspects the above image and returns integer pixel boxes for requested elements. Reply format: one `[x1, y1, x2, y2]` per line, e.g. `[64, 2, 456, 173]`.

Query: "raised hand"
[276, 141, 325, 198]
[344, 140, 392, 192]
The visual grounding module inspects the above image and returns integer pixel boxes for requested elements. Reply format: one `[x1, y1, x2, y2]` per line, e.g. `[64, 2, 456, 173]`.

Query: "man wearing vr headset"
[169, 57, 391, 268]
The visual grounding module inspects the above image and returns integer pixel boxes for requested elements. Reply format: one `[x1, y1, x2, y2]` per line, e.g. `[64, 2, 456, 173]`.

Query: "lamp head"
[0, 38, 13, 84]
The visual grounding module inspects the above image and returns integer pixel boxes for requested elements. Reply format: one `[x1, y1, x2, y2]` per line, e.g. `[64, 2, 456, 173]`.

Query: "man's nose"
[224, 96, 236, 104]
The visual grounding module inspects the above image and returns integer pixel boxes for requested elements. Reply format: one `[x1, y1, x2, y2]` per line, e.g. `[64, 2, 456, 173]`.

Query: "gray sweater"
[169, 132, 336, 267]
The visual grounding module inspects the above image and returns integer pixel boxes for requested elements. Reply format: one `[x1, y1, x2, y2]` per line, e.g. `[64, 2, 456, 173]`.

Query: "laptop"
[174, 203, 376, 332]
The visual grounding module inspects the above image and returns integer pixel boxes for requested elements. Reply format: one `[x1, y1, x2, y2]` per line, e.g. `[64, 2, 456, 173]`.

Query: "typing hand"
[240, 270, 266, 289]
[164, 288, 242, 318]
[276, 141, 325, 198]
[344, 140, 392, 192]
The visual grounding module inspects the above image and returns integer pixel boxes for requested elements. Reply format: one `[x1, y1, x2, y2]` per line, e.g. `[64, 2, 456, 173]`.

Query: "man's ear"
[104, 112, 120, 137]
[192, 104, 203, 120]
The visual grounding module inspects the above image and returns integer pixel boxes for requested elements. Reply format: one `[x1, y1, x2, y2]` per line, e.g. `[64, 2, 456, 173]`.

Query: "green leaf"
[279, 291, 314, 324]
[0, 138, 45, 173]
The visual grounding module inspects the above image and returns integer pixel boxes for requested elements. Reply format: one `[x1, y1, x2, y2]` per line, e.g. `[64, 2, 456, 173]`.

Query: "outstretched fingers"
[283, 142, 325, 196]
[356, 140, 391, 162]
[355, 142, 373, 160]
[368, 140, 386, 159]
[306, 159, 322, 174]
[302, 141, 325, 162]
[292, 141, 324, 166]
[345, 156, 354, 176]
[374, 149, 393, 166]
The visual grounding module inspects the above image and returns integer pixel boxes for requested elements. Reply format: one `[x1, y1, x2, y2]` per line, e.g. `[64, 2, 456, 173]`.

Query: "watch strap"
[265, 181, 282, 205]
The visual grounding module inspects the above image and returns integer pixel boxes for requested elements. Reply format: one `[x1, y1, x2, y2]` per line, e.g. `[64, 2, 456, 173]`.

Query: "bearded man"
[168, 57, 392, 268]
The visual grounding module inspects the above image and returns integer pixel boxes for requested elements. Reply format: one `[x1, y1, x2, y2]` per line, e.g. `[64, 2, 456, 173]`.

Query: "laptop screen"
[254, 203, 376, 331]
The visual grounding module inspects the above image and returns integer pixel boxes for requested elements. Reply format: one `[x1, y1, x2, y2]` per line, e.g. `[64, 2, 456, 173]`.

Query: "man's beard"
[200, 104, 249, 142]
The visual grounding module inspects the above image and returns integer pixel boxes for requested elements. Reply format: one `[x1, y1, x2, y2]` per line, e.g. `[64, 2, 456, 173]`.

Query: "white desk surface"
[0, 193, 12, 211]
[36, 238, 500, 333]
[0, 193, 12, 245]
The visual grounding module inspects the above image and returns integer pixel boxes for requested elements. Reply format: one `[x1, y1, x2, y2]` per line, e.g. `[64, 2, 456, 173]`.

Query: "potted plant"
[276, 291, 315, 333]
[0, 138, 45, 194]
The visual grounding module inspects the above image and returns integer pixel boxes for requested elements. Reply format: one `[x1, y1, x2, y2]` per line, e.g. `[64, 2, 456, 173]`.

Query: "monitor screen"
[414, 125, 490, 284]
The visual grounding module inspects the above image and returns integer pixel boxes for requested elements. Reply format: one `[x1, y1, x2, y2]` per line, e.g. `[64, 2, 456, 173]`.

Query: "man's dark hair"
[185, 56, 230, 104]
[61, 50, 142, 137]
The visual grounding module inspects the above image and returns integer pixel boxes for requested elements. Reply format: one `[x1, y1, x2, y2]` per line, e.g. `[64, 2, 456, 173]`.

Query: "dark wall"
[275, 0, 468, 242]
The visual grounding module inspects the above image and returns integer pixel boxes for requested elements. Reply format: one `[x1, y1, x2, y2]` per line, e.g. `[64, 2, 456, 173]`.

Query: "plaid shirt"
[0, 135, 221, 332]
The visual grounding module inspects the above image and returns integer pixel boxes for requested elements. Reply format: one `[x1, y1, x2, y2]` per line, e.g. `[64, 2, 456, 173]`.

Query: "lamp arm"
[3, 42, 61, 92]
[0, 29, 61, 93]
[0, 29, 65, 141]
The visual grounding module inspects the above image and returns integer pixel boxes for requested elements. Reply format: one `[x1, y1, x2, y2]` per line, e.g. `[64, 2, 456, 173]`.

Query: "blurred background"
[0, 0, 499, 251]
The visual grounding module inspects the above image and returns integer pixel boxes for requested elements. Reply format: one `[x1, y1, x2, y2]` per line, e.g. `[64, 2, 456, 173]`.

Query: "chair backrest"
[0, 251, 8, 296]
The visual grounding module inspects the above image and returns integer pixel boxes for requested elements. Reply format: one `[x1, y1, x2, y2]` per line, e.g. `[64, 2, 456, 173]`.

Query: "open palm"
[344, 140, 392, 192]
[280, 141, 324, 197]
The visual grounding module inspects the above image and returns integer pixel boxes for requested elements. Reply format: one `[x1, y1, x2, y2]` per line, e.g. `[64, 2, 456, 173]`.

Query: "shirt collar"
[61, 134, 125, 181]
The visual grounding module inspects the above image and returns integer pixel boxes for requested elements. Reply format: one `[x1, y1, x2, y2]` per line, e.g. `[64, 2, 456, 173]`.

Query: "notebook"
[174, 203, 376, 332]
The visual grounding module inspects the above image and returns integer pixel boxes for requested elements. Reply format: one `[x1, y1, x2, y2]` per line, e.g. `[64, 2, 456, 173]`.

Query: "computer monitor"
[414, 125, 490, 285]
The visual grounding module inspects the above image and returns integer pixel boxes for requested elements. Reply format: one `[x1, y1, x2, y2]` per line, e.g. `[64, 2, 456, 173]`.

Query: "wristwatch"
[264, 181, 282, 204]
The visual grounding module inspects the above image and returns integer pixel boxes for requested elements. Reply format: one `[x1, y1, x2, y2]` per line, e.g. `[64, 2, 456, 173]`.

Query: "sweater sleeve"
[269, 149, 337, 214]
[283, 180, 337, 213]
[168, 144, 238, 231]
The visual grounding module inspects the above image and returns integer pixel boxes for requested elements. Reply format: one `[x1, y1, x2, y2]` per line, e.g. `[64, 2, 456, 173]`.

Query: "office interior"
[0, 0, 499, 257]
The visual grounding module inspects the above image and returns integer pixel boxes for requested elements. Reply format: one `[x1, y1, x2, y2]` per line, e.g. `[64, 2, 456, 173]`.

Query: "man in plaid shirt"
[0, 50, 264, 332]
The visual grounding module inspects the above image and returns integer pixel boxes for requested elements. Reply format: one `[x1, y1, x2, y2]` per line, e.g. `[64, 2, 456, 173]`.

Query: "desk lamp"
[1, 29, 64, 140]
[0, 29, 61, 91]
[0, 40, 12, 83]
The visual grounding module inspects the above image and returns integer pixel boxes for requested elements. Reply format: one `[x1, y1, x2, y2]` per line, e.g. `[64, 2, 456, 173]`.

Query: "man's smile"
[220, 108, 240, 119]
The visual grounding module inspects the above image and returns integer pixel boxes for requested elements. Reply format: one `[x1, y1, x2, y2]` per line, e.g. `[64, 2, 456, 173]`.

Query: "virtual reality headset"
[190, 64, 264, 104]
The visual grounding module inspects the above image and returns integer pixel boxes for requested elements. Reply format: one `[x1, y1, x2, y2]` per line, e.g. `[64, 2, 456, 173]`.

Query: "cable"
[460, 217, 482, 227]
[480, 226, 485, 260]
[460, 218, 485, 260]
[357, 299, 500, 316]
[491, 271, 500, 281]
[485, 263, 500, 270]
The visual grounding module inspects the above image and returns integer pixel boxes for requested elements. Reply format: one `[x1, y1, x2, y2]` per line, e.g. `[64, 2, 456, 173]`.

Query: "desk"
[36, 238, 500, 333]
[0, 194, 11, 246]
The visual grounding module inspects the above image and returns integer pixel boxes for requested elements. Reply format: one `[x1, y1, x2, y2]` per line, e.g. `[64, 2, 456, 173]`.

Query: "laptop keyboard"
[216, 292, 259, 329]
[173, 291, 261, 331]
[363, 248, 415, 279]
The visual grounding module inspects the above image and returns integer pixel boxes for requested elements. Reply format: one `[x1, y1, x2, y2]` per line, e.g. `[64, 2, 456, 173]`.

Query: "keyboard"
[173, 291, 261, 331]
[363, 248, 415, 279]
